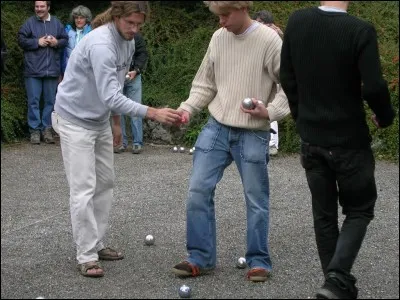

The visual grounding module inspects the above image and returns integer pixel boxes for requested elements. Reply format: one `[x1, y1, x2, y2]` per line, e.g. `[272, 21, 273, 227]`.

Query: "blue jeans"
[25, 77, 58, 132]
[120, 75, 143, 147]
[186, 117, 272, 271]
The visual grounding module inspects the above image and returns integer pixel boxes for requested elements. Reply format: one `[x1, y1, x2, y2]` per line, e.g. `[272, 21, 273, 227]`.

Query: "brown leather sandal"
[98, 247, 124, 261]
[77, 261, 104, 277]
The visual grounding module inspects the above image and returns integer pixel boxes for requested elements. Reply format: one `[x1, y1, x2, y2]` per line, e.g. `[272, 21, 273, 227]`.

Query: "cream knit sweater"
[180, 24, 290, 131]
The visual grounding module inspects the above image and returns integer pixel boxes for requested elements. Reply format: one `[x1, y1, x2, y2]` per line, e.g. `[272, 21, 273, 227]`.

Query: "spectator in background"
[253, 10, 283, 37]
[280, 1, 395, 298]
[115, 32, 148, 154]
[18, 1, 68, 144]
[61, 5, 92, 77]
[253, 10, 283, 156]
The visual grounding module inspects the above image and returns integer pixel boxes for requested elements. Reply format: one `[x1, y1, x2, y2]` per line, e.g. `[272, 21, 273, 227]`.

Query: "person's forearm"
[358, 28, 394, 128]
[112, 115, 121, 126]
[145, 107, 158, 121]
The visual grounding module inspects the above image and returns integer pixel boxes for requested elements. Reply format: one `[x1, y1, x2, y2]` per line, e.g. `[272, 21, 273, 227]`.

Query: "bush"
[1, 1, 398, 160]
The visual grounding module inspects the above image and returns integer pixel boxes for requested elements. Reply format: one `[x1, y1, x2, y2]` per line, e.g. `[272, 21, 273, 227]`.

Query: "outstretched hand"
[146, 107, 182, 126]
[176, 108, 190, 126]
[170, 108, 191, 127]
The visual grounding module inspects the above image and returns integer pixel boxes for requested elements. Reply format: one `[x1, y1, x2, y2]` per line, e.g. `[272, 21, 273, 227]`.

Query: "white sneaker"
[132, 145, 143, 154]
[269, 145, 278, 156]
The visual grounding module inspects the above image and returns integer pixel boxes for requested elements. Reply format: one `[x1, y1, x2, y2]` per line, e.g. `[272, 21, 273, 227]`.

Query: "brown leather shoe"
[247, 267, 271, 282]
[171, 261, 214, 277]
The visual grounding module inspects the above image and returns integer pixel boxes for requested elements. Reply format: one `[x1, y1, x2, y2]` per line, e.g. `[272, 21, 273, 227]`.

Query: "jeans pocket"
[241, 130, 269, 163]
[194, 118, 221, 152]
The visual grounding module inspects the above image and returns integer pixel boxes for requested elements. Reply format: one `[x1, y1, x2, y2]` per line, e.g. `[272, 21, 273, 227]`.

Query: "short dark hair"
[253, 10, 274, 24]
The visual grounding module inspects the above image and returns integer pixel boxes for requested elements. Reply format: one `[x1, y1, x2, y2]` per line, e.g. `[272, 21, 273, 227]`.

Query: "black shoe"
[316, 274, 358, 299]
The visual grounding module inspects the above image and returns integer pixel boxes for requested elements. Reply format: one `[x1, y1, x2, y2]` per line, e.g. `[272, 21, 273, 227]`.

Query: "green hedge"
[1, 1, 398, 160]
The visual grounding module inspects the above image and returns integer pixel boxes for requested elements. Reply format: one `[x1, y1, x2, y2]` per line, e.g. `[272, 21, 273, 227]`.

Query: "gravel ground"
[1, 141, 398, 299]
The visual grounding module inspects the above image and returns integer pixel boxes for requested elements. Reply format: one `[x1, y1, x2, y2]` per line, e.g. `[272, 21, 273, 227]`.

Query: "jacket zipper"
[44, 20, 49, 77]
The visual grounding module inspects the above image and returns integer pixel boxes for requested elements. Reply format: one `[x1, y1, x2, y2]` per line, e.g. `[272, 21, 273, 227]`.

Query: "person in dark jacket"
[115, 32, 148, 154]
[280, 1, 395, 299]
[1, 30, 7, 76]
[18, 1, 68, 144]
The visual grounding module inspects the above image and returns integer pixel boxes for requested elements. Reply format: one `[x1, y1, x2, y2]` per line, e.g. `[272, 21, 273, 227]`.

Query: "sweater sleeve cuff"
[267, 106, 279, 123]
[135, 105, 149, 119]
[179, 102, 196, 115]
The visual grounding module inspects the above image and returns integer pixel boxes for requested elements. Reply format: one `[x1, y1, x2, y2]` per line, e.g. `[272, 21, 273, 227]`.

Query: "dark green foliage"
[1, 1, 398, 160]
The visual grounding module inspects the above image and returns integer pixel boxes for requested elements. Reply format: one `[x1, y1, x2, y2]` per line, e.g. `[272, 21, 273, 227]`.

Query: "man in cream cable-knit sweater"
[171, 1, 290, 282]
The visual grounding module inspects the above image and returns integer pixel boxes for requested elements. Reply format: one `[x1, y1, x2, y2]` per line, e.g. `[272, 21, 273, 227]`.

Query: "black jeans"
[300, 142, 377, 286]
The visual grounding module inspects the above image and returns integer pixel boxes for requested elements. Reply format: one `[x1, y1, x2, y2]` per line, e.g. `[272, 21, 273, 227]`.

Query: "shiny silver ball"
[242, 98, 255, 110]
[236, 257, 247, 269]
[173, 146, 178, 153]
[145, 234, 155, 246]
[178, 285, 191, 298]
[179, 147, 185, 153]
[189, 149, 194, 155]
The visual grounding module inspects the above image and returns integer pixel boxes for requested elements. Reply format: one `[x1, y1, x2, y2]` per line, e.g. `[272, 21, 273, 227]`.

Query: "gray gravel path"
[1, 142, 398, 299]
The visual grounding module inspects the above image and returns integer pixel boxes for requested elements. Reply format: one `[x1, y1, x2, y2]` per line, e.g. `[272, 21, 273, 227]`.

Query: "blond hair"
[92, 1, 150, 29]
[203, 1, 253, 14]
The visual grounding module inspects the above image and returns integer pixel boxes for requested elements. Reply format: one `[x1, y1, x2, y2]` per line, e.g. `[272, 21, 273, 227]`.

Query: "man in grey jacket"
[54, 1, 182, 278]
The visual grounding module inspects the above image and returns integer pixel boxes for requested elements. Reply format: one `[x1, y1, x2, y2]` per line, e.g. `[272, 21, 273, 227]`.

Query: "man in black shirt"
[280, 1, 395, 299]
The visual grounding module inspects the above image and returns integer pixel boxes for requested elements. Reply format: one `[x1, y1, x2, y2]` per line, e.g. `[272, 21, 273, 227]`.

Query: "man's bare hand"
[240, 98, 270, 120]
[112, 124, 122, 147]
[46, 35, 58, 47]
[38, 36, 49, 47]
[174, 108, 190, 126]
[126, 70, 137, 81]
[146, 107, 182, 126]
